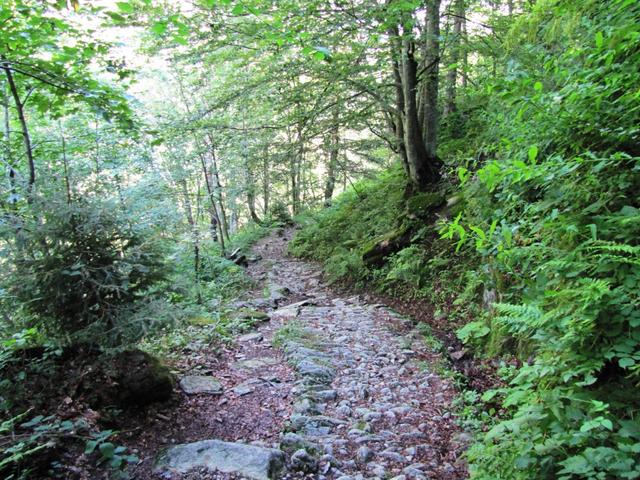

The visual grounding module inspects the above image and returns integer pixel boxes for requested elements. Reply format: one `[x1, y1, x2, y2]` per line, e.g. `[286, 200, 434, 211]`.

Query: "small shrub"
[2, 198, 166, 339]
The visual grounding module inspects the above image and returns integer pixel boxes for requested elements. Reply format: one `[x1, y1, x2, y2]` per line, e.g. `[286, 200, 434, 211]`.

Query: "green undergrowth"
[291, 1, 640, 478]
[291, 166, 407, 285]
[290, 167, 478, 325]
[139, 222, 275, 357]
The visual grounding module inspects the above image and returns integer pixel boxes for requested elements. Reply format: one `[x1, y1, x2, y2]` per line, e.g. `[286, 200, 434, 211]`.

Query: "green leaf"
[99, 442, 115, 459]
[528, 145, 538, 163]
[151, 22, 168, 35]
[595, 31, 604, 49]
[619, 357, 635, 368]
[533, 81, 543, 92]
[559, 455, 590, 475]
[84, 440, 97, 454]
[106, 11, 126, 23]
[116, 2, 134, 13]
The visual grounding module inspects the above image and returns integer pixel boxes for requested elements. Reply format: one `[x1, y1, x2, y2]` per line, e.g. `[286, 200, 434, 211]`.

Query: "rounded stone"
[291, 449, 319, 474]
[356, 445, 374, 463]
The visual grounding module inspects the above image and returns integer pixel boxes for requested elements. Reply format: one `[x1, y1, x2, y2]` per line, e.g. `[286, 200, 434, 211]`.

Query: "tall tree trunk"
[389, 29, 410, 177]
[2, 82, 16, 199]
[444, 0, 463, 117]
[422, 0, 442, 165]
[208, 205, 218, 242]
[462, 13, 468, 88]
[291, 124, 304, 214]
[2, 62, 35, 193]
[262, 145, 270, 215]
[205, 134, 230, 242]
[173, 72, 230, 244]
[199, 151, 226, 254]
[58, 123, 72, 204]
[324, 106, 340, 207]
[245, 161, 261, 223]
[401, 38, 434, 190]
[193, 180, 202, 304]
[179, 178, 201, 282]
[230, 197, 239, 234]
[242, 112, 261, 224]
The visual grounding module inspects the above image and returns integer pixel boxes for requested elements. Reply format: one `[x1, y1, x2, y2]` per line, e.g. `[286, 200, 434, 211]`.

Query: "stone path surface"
[154, 229, 467, 480]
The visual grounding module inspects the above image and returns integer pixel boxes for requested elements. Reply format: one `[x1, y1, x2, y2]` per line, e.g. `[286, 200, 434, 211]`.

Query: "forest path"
[152, 228, 467, 480]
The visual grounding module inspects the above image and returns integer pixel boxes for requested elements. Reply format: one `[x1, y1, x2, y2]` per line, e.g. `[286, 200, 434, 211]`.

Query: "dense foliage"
[5, 199, 165, 337]
[292, 0, 640, 478]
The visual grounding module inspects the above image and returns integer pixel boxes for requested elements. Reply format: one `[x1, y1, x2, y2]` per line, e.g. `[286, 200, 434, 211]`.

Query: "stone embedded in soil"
[179, 375, 223, 395]
[314, 389, 338, 401]
[296, 360, 334, 383]
[155, 439, 285, 480]
[239, 332, 264, 342]
[233, 379, 260, 396]
[271, 299, 315, 319]
[290, 448, 319, 473]
[280, 432, 318, 454]
[234, 357, 280, 370]
[233, 308, 271, 322]
[268, 282, 290, 305]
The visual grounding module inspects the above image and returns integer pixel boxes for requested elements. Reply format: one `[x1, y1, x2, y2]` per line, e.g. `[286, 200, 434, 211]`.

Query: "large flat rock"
[155, 439, 285, 480]
[179, 376, 223, 395]
[233, 357, 280, 370]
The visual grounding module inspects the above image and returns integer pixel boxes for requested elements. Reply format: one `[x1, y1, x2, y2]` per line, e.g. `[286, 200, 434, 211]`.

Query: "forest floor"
[118, 228, 469, 480]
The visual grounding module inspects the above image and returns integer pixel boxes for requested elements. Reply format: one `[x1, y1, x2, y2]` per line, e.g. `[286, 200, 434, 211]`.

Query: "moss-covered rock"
[405, 192, 445, 219]
[115, 349, 175, 406]
[232, 308, 270, 321]
[361, 225, 412, 267]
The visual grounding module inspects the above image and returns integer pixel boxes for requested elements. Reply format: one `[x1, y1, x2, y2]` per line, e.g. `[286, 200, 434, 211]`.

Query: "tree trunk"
[262, 144, 270, 215]
[173, 73, 230, 244]
[206, 135, 230, 242]
[422, 0, 442, 164]
[401, 38, 434, 190]
[199, 151, 226, 254]
[462, 13, 468, 89]
[246, 161, 261, 223]
[208, 206, 218, 242]
[193, 180, 202, 304]
[389, 27, 411, 178]
[444, 0, 463, 117]
[242, 110, 261, 223]
[179, 178, 200, 280]
[324, 110, 340, 207]
[2, 82, 16, 200]
[58, 123, 72, 204]
[291, 124, 304, 214]
[2, 62, 35, 193]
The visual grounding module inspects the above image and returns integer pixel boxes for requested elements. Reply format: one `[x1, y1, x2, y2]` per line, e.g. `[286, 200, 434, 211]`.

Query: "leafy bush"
[0, 413, 137, 480]
[1, 198, 166, 340]
[266, 201, 293, 225]
[437, 1, 640, 477]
